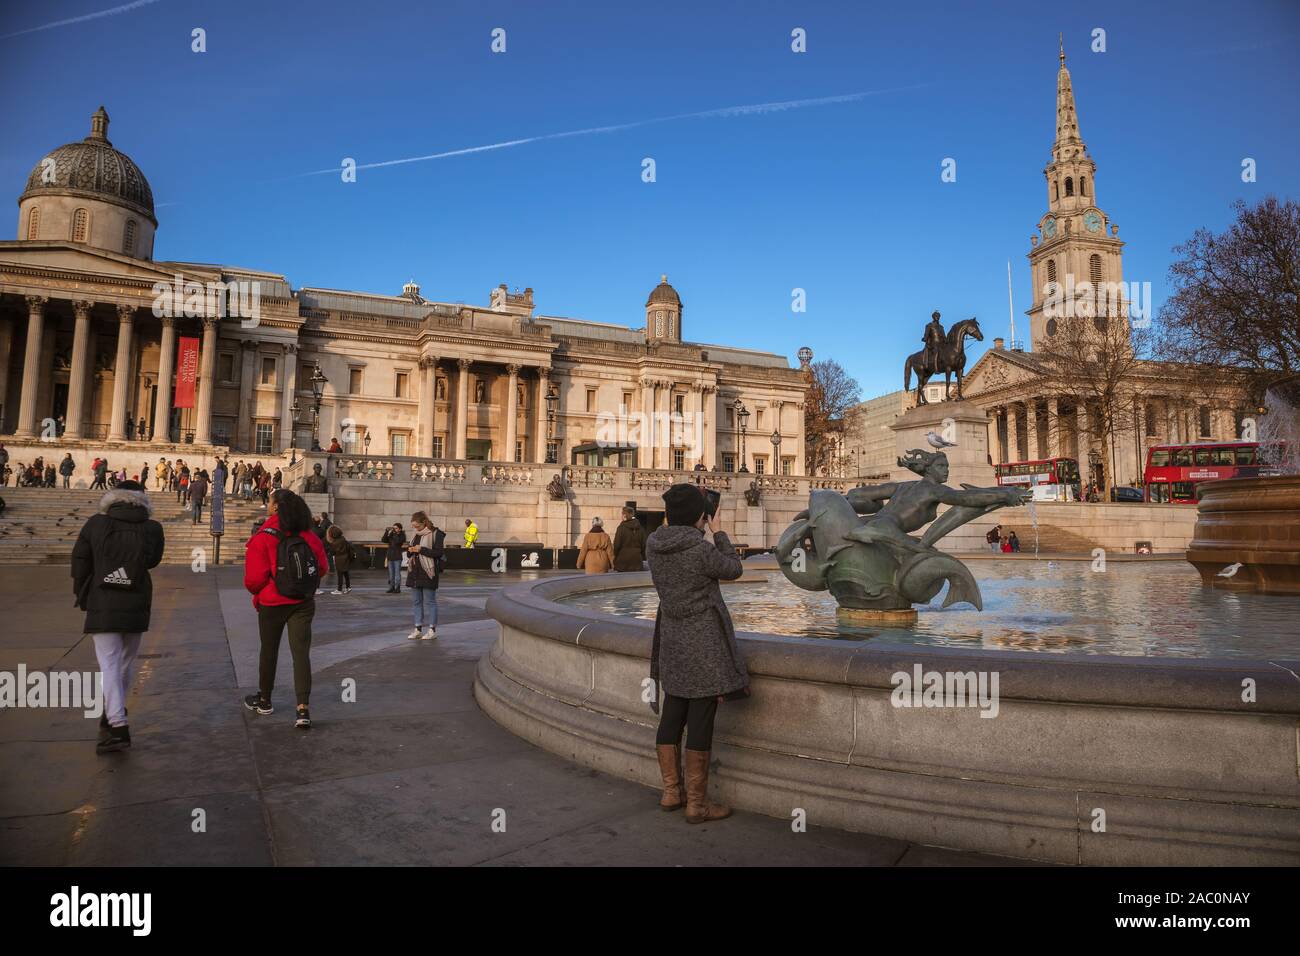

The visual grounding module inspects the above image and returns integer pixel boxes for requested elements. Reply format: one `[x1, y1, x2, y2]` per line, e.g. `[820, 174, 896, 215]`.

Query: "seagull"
[926, 430, 958, 449]
[1217, 563, 1243, 578]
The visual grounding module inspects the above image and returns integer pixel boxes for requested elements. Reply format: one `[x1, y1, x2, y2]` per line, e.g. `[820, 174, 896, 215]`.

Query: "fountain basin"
[476, 571, 1300, 865]
[1187, 475, 1300, 595]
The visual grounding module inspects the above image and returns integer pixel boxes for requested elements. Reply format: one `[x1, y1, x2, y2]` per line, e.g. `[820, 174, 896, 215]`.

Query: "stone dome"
[20, 107, 156, 224]
[645, 274, 681, 308]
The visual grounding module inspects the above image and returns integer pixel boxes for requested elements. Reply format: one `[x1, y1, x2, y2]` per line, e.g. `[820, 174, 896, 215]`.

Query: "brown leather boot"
[684, 749, 731, 823]
[656, 744, 685, 811]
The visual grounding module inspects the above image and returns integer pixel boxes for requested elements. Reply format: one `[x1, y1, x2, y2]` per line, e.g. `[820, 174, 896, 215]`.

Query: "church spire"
[1053, 38, 1084, 162]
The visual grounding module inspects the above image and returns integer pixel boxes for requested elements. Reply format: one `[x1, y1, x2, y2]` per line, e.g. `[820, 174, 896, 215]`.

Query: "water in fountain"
[1025, 498, 1041, 558]
[1258, 375, 1300, 475]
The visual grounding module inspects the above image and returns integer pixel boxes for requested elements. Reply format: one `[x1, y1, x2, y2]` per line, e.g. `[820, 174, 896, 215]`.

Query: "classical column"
[691, 383, 705, 468]
[504, 364, 520, 463]
[640, 378, 656, 468]
[454, 358, 471, 459]
[660, 382, 674, 469]
[419, 355, 437, 456]
[108, 305, 136, 441]
[280, 343, 298, 451]
[1077, 401, 1090, 461]
[1047, 397, 1061, 458]
[705, 386, 718, 470]
[15, 296, 49, 437]
[1005, 403, 1020, 463]
[153, 316, 176, 443]
[236, 339, 257, 450]
[194, 316, 219, 446]
[534, 367, 550, 462]
[63, 300, 95, 440]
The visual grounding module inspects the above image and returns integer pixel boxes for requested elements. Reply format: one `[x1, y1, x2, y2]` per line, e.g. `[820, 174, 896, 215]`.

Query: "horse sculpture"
[904, 316, 983, 404]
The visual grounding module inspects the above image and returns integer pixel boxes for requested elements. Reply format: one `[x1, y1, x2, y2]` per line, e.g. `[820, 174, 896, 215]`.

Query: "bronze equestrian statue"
[903, 311, 983, 404]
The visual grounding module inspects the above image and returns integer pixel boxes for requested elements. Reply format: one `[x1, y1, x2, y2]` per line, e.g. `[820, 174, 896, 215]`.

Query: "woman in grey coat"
[646, 483, 748, 824]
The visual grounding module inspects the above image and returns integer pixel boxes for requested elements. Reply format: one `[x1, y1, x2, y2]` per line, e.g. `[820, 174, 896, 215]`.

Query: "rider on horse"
[922, 311, 946, 371]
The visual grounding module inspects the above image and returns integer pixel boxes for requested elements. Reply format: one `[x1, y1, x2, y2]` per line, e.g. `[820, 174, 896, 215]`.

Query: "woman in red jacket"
[242, 489, 328, 729]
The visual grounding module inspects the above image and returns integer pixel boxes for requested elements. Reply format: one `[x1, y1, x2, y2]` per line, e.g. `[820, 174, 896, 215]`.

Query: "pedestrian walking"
[243, 489, 326, 729]
[405, 512, 445, 640]
[71, 480, 166, 753]
[576, 517, 615, 574]
[463, 518, 479, 549]
[646, 483, 748, 824]
[189, 470, 209, 524]
[325, 525, 353, 594]
[59, 453, 76, 489]
[613, 507, 646, 572]
[985, 524, 1002, 552]
[381, 522, 407, 593]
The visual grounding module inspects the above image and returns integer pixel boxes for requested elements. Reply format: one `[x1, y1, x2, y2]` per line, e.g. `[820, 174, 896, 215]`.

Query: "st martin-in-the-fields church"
[962, 41, 1248, 491]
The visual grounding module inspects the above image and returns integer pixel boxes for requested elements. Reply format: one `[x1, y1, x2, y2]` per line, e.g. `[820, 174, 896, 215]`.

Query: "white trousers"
[92, 632, 142, 727]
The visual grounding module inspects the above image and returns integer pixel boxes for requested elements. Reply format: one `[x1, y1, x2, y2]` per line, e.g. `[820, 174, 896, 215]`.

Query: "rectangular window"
[1194, 449, 1211, 465]
[1236, 447, 1255, 465]
[673, 448, 684, 470]
[515, 440, 523, 463]
[349, 368, 362, 395]
[756, 409, 764, 428]
[674, 394, 684, 415]
[754, 456, 767, 475]
[546, 441, 559, 465]
[622, 391, 632, 411]
[1150, 450, 1169, 467]
[391, 433, 407, 456]
[723, 453, 736, 473]
[343, 429, 364, 455]
[1145, 404, 1158, 435]
[1199, 406, 1212, 438]
[298, 364, 313, 390]
[395, 372, 409, 398]
[260, 356, 276, 386]
[726, 408, 735, 428]
[432, 436, 445, 459]
[255, 423, 274, 454]
[782, 457, 794, 476]
[586, 388, 597, 413]
[218, 353, 235, 383]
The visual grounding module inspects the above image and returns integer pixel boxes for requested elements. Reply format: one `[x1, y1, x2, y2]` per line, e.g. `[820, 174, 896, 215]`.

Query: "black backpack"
[97, 521, 148, 592]
[262, 527, 320, 599]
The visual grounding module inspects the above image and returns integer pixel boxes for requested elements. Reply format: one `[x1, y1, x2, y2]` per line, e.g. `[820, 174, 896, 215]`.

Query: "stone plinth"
[888, 400, 996, 488]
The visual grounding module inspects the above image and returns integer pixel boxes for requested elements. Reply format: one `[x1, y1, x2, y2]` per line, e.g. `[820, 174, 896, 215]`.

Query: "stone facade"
[1, 112, 806, 474]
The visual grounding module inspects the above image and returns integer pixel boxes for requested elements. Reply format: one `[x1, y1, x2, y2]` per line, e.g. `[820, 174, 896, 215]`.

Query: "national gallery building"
[0, 108, 808, 474]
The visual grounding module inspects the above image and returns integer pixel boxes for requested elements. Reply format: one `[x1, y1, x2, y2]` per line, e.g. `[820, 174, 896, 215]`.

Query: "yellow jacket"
[463, 522, 479, 548]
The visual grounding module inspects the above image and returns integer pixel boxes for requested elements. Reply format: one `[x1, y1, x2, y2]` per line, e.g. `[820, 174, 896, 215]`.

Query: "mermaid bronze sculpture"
[776, 449, 1027, 613]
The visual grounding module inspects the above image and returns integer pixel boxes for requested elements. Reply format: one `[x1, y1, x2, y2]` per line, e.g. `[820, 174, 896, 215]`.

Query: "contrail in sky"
[0, 0, 166, 40]
[297, 82, 932, 178]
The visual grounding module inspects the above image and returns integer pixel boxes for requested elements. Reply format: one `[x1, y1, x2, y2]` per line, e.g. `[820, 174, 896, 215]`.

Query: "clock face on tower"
[1084, 211, 1102, 233]
[1043, 218, 1057, 239]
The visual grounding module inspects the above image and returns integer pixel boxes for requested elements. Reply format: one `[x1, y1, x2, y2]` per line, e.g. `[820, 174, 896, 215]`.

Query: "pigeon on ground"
[926, 430, 958, 449]
[1217, 563, 1243, 578]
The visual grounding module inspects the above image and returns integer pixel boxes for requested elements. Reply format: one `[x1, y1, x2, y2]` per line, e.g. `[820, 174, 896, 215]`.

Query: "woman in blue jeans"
[405, 511, 445, 641]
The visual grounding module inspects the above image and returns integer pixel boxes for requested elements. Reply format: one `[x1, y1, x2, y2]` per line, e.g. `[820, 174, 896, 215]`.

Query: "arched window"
[1046, 259, 1057, 284]
[123, 220, 137, 256]
[1080, 176, 1088, 197]
[71, 208, 89, 242]
[26, 206, 40, 239]
[1053, 180, 1059, 201]
[1046, 318, 1058, 337]
[1064, 177, 1074, 197]
[1089, 254, 1103, 284]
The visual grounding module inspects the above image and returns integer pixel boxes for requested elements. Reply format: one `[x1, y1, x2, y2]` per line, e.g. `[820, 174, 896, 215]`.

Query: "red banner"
[175, 336, 200, 409]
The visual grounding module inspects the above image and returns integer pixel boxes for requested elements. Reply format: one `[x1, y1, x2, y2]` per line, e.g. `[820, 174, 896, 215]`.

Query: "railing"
[299, 451, 849, 501]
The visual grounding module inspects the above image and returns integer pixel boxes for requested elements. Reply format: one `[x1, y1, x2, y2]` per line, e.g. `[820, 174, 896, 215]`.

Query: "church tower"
[1026, 39, 1126, 349]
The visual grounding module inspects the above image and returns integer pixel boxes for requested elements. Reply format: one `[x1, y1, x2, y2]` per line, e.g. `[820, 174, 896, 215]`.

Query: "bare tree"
[1157, 196, 1300, 401]
[1034, 312, 1154, 499]
[804, 359, 861, 476]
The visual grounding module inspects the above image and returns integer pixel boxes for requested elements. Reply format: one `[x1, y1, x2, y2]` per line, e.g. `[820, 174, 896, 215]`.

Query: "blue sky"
[2, 0, 1298, 398]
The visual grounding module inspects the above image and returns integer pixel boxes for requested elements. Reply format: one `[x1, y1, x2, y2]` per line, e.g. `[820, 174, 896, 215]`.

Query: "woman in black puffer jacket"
[71, 481, 166, 754]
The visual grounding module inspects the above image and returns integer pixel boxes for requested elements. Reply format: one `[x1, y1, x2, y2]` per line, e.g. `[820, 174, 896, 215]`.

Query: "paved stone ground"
[0, 564, 1026, 866]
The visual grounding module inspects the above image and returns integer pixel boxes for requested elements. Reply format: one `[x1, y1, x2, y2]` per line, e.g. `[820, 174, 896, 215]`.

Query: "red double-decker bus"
[994, 457, 1081, 498]
[1143, 441, 1263, 503]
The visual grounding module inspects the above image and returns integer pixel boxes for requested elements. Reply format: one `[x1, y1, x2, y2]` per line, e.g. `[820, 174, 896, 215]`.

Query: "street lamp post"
[289, 399, 301, 466]
[770, 428, 782, 475]
[545, 384, 559, 464]
[734, 399, 750, 472]
[309, 363, 327, 452]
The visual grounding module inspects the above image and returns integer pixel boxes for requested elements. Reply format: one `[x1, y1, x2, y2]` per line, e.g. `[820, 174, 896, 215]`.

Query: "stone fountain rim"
[486, 572, 1300, 717]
